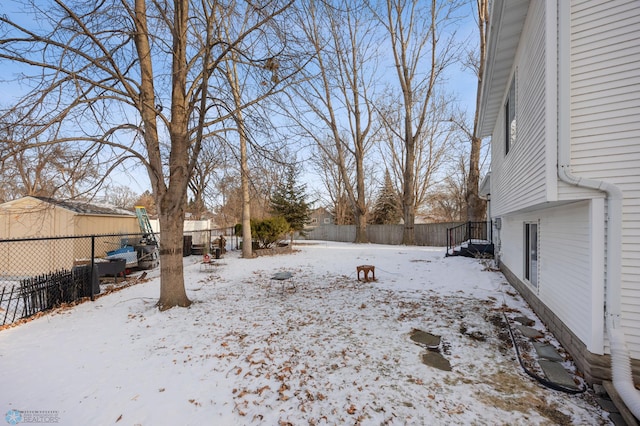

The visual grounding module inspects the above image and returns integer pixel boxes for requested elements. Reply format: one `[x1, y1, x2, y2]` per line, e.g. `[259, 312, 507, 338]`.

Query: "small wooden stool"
[357, 265, 375, 282]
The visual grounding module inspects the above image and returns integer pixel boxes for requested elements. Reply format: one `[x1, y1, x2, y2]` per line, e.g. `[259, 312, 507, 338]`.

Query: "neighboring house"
[307, 207, 334, 227]
[478, 0, 640, 410]
[0, 196, 138, 275]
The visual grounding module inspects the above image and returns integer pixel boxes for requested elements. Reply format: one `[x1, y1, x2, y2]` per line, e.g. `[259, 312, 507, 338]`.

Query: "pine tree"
[371, 170, 402, 224]
[270, 165, 312, 241]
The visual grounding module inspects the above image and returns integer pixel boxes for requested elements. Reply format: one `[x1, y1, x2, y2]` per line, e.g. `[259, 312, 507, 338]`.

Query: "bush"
[251, 216, 290, 249]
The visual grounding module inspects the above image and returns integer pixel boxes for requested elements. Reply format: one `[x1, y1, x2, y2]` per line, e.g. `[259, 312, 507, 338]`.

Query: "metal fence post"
[90, 235, 95, 301]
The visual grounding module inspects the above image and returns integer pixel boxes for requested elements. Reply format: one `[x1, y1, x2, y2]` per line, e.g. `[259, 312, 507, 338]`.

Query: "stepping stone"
[608, 413, 627, 426]
[593, 383, 607, 396]
[421, 351, 451, 371]
[538, 360, 578, 389]
[410, 329, 440, 349]
[515, 325, 544, 339]
[532, 342, 564, 362]
[596, 397, 619, 413]
[514, 316, 535, 326]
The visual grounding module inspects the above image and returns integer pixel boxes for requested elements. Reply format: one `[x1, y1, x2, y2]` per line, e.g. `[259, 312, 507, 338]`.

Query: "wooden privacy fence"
[301, 223, 464, 246]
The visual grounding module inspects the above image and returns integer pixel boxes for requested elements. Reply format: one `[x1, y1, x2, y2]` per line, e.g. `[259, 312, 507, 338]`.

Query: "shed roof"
[9, 196, 136, 217]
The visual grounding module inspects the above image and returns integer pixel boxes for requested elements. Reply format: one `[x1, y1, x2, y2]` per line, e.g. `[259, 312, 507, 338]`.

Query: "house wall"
[499, 193, 638, 384]
[490, 0, 554, 217]
[486, 0, 640, 381]
[308, 209, 333, 227]
[566, 0, 640, 357]
[500, 261, 640, 385]
[540, 200, 606, 355]
[499, 200, 605, 353]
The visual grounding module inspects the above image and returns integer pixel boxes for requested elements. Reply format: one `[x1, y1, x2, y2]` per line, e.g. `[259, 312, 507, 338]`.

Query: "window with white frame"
[524, 222, 538, 288]
[505, 75, 516, 155]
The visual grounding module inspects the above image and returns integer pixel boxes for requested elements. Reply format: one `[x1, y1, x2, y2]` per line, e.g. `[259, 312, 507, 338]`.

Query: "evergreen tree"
[371, 170, 402, 224]
[270, 165, 312, 241]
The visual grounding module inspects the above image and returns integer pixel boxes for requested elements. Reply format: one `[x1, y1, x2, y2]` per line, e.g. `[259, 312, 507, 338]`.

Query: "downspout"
[556, 1, 640, 418]
[557, 154, 640, 420]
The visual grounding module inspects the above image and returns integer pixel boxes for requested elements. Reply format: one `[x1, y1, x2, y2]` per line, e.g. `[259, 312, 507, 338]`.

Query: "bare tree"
[284, 0, 380, 242]
[428, 151, 468, 222]
[466, 0, 488, 222]
[377, 90, 456, 226]
[187, 138, 221, 219]
[0, 110, 101, 201]
[311, 139, 355, 225]
[0, 0, 294, 310]
[375, 0, 464, 244]
[211, 146, 291, 230]
[134, 190, 157, 217]
[105, 185, 139, 210]
[204, 0, 308, 258]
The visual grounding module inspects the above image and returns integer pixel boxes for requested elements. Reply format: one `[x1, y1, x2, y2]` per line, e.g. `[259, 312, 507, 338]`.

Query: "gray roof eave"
[477, 0, 530, 138]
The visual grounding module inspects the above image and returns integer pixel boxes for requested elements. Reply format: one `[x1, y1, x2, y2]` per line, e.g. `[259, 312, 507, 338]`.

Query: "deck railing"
[446, 221, 492, 256]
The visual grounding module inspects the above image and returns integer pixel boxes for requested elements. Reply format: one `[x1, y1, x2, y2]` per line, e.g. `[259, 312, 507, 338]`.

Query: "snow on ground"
[0, 242, 612, 425]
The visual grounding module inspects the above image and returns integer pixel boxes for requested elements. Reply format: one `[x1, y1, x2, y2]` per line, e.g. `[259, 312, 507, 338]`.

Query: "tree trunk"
[134, 0, 191, 310]
[158, 0, 191, 309]
[226, 55, 254, 259]
[468, 0, 488, 222]
[402, 120, 416, 245]
[354, 140, 369, 243]
[467, 135, 484, 221]
[241, 155, 253, 258]
[354, 211, 368, 243]
[157, 206, 191, 310]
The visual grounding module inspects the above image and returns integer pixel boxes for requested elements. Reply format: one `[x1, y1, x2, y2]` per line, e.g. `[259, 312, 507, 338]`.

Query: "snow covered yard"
[0, 242, 611, 425]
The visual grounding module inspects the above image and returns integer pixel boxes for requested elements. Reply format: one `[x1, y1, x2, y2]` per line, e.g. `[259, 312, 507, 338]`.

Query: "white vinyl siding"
[500, 201, 604, 353]
[491, 0, 550, 216]
[569, 0, 640, 357]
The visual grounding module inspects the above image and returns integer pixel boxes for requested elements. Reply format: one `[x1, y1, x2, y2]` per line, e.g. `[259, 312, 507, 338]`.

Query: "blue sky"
[0, 0, 481, 201]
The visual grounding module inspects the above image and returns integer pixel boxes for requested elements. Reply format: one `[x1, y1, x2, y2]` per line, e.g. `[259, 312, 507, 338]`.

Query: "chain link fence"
[0, 233, 150, 327]
[0, 228, 235, 327]
[183, 227, 235, 257]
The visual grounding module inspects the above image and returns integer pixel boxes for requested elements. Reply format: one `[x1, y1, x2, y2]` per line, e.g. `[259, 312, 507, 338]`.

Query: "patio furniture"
[356, 265, 375, 282]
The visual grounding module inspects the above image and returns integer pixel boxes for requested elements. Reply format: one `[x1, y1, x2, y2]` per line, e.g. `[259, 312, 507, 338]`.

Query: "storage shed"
[0, 196, 138, 238]
[0, 196, 139, 276]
